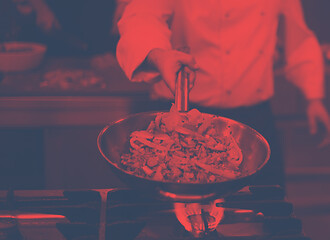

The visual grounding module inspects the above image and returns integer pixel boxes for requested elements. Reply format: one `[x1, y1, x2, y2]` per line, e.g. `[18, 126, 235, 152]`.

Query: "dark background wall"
[301, 0, 330, 43]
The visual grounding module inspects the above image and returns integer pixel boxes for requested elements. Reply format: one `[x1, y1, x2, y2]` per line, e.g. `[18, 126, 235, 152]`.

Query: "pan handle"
[175, 66, 189, 112]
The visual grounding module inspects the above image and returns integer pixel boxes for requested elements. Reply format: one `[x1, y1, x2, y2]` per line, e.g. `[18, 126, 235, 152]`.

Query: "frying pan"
[97, 112, 270, 202]
[97, 69, 271, 202]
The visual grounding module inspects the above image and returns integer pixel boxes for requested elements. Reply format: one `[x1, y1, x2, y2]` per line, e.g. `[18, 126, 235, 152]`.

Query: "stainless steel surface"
[175, 67, 189, 112]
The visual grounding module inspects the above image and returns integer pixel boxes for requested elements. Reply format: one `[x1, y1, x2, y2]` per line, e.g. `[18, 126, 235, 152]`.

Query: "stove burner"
[174, 199, 224, 238]
[0, 185, 311, 240]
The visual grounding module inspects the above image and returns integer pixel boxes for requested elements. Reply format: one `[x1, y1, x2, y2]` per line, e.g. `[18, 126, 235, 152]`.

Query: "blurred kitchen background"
[0, 0, 330, 239]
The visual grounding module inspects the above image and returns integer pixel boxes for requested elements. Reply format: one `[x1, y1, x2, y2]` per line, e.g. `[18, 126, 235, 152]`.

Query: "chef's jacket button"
[226, 90, 232, 95]
[257, 88, 262, 93]
[225, 50, 231, 55]
[259, 50, 264, 55]
[225, 12, 230, 18]
[260, 11, 265, 16]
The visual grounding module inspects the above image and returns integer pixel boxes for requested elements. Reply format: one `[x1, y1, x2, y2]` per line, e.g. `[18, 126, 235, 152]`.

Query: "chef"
[115, 0, 330, 187]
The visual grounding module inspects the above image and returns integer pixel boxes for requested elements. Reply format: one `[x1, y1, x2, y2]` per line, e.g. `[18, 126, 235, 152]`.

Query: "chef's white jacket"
[117, 0, 324, 108]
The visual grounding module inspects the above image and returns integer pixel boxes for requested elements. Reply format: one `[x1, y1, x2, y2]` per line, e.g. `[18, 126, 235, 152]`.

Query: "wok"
[97, 111, 271, 202]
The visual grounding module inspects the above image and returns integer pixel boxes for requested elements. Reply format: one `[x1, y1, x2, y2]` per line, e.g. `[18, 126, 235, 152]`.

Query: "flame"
[173, 199, 224, 238]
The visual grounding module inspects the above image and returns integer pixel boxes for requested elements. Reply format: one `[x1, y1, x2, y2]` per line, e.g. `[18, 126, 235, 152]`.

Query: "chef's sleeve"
[116, 0, 174, 82]
[281, 0, 325, 100]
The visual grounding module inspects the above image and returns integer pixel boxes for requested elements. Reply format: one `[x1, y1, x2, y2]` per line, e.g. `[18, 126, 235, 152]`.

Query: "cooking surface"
[0, 185, 310, 240]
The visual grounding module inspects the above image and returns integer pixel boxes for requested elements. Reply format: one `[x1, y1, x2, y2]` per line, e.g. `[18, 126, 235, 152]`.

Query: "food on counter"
[40, 69, 106, 90]
[120, 105, 243, 183]
[90, 53, 118, 70]
[0, 42, 46, 72]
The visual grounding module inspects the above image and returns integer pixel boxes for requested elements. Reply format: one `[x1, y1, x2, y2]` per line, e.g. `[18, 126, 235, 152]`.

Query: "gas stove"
[0, 185, 310, 240]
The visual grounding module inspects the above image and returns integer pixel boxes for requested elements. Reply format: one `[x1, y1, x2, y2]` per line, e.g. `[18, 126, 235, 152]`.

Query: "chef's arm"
[112, 0, 131, 35]
[116, 0, 174, 83]
[281, 0, 330, 142]
[281, 0, 324, 99]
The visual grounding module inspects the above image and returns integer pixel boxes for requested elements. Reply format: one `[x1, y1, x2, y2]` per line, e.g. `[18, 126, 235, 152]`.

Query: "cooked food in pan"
[120, 105, 243, 183]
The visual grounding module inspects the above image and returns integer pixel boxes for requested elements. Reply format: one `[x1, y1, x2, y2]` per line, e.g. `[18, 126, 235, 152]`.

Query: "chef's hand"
[306, 99, 330, 147]
[147, 48, 199, 95]
[112, 0, 129, 36]
[35, 6, 61, 33]
[29, 0, 61, 33]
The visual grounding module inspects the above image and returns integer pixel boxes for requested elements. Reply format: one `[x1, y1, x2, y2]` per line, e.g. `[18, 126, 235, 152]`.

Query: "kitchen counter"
[0, 55, 152, 190]
[1, 55, 329, 127]
[0, 55, 151, 126]
[0, 55, 150, 97]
